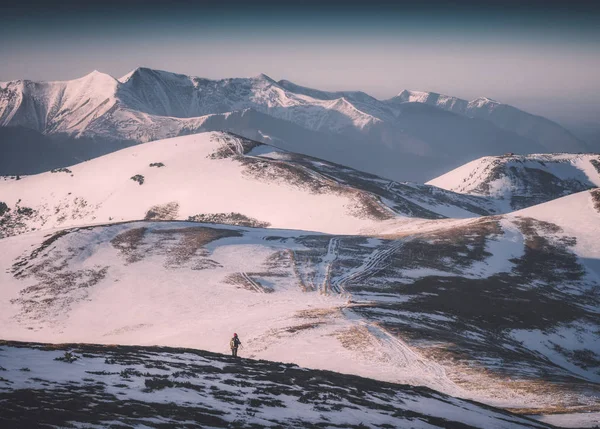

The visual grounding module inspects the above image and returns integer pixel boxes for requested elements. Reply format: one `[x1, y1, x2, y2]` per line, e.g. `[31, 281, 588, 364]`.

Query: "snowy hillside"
[1, 190, 599, 420]
[0, 131, 501, 239]
[0, 342, 552, 429]
[1, 68, 589, 181]
[389, 90, 590, 153]
[427, 153, 600, 210]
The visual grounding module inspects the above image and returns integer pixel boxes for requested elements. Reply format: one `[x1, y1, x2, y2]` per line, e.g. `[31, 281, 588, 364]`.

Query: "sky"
[1, 0, 599, 122]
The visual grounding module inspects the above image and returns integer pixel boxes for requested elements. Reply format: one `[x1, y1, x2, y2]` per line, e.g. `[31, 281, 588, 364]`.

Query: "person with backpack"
[230, 333, 242, 357]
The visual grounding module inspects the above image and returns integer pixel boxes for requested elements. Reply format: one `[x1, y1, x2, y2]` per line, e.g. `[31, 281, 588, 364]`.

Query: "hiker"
[230, 333, 242, 357]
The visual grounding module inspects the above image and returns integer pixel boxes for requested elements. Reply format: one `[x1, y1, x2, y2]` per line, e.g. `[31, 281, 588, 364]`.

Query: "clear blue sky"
[1, 0, 599, 121]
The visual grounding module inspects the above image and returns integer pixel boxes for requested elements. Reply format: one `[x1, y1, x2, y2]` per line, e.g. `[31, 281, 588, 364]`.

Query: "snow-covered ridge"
[387, 89, 588, 153]
[427, 153, 600, 210]
[0, 341, 552, 428]
[0, 131, 500, 239]
[392, 89, 469, 113]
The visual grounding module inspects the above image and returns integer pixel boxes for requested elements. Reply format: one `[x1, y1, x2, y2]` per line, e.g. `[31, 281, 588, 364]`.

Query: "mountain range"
[1, 68, 594, 181]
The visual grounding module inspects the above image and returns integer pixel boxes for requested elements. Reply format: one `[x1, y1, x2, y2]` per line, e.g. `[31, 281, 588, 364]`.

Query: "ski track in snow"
[364, 320, 453, 392]
[332, 239, 405, 294]
[319, 237, 340, 295]
[241, 272, 266, 294]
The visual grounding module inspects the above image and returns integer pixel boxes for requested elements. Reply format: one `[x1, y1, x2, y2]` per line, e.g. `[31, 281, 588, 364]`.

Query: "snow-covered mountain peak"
[395, 89, 432, 102]
[120, 66, 194, 86]
[251, 72, 277, 83]
[389, 90, 468, 114]
[468, 96, 500, 109]
[81, 69, 111, 79]
[70, 69, 119, 91]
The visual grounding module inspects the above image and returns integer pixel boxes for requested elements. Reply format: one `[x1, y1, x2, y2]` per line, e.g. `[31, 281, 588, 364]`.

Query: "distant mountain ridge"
[0, 67, 592, 180]
[389, 89, 587, 153]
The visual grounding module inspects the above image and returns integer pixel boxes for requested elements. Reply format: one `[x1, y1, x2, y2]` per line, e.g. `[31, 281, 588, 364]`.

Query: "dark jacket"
[230, 336, 241, 349]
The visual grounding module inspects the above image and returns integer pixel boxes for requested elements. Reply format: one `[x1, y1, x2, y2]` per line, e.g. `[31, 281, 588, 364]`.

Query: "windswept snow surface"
[0, 342, 552, 428]
[1, 188, 599, 419]
[0, 131, 500, 239]
[427, 153, 600, 210]
[0, 222, 459, 397]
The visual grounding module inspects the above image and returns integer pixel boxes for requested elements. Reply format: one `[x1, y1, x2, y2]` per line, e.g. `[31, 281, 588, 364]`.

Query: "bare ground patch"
[10, 232, 110, 325]
[144, 202, 179, 221]
[375, 218, 503, 279]
[207, 133, 263, 159]
[296, 308, 342, 320]
[341, 215, 599, 408]
[591, 188, 600, 213]
[187, 212, 270, 228]
[153, 227, 242, 268]
[337, 326, 379, 355]
[110, 227, 148, 264]
[280, 322, 324, 334]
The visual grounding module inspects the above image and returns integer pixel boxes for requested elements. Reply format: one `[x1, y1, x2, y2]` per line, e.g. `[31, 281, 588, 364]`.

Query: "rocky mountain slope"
[427, 153, 600, 210]
[0, 341, 552, 428]
[1, 189, 598, 422]
[0, 131, 500, 239]
[1, 68, 591, 181]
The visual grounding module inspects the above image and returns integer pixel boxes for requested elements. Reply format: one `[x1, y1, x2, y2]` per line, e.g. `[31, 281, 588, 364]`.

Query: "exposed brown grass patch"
[281, 322, 324, 334]
[11, 255, 109, 324]
[511, 217, 584, 283]
[375, 218, 503, 279]
[591, 188, 600, 213]
[110, 227, 148, 264]
[296, 308, 341, 320]
[154, 227, 241, 267]
[144, 202, 179, 221]
[337, 326, 378, 353]
[411, 340, 600, 412]
[187, 212, 270, 228]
